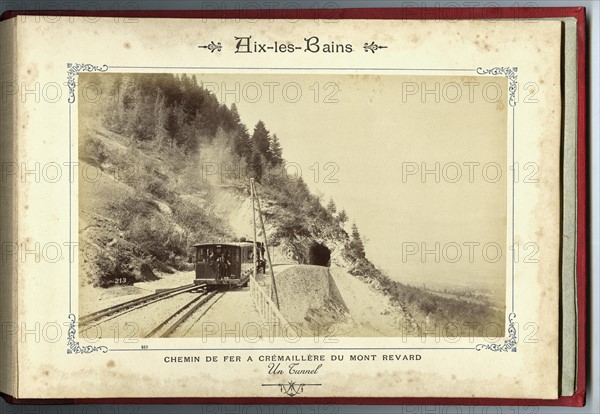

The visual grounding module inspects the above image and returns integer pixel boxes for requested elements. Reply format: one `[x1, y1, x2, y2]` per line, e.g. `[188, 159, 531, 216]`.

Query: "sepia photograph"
[2, 8, 588, 403]
[77, 72, 508, 338]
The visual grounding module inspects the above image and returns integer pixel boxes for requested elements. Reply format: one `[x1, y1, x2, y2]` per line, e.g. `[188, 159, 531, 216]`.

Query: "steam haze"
[193, 73, 508, 293]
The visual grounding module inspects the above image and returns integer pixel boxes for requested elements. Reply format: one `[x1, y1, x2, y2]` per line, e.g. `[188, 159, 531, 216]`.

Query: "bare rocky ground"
[328, 266, 411, 336]
[80, 263, 410, 339]
[190, 263, 412, 338]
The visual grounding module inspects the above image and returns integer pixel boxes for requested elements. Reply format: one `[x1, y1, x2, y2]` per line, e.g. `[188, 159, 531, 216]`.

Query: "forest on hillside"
[79, 73, 505, 336]
[101, 73, 284, 177]
[80, 73, 351, 281]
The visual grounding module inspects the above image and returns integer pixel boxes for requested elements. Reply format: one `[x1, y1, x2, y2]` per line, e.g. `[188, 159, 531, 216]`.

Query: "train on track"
[192, 240, 266, 289]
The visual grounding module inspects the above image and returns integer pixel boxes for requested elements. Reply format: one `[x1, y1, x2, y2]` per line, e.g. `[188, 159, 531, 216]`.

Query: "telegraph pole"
[250, 179, 280, 309]
[250, 179, 258, 282]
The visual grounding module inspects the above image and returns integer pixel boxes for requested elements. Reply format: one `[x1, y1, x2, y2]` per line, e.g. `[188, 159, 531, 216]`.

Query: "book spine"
[0, 17, 18, 399]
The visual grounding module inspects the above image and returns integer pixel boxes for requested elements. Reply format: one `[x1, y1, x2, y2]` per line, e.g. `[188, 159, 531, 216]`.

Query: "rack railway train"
[192, 240, 266, 289]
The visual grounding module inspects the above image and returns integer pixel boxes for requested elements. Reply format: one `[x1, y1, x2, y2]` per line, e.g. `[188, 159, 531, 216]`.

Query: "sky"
[191, 73, 508, 292]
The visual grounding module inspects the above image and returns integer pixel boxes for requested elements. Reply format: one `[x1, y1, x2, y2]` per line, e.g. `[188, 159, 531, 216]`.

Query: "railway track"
[79, 283, 205, 327]
[145, 289, 222, 338]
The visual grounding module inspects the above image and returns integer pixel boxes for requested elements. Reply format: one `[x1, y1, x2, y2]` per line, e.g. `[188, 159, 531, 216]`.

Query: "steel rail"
[79, 283, 204, 326]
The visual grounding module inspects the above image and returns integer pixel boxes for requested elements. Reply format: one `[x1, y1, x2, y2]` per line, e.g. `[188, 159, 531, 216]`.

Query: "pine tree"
[269, 134, 283, 165]
[337, 209, 348, 225]
[252, 121, 271, 160]
[233, 128, 251, 159]
[153, 91, 168, 146]
[230, 104, 252, 159]
[126, 87, 154, 141]
[250, 121, 271, 178]
[180, 73, 193, 91]
[326, 198, 337, 214]
[350, 222, 366, 259]
[251, 149, 263, 181]
[190, 74, 199, 88]
[230, 103, 241, 125]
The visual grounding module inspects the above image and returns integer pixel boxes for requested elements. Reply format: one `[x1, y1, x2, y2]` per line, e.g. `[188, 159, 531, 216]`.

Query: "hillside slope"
[77, 72, 505, 336]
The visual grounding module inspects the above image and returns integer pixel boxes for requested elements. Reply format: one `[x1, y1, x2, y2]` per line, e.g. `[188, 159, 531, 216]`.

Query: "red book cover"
[0, 6, 588, 407]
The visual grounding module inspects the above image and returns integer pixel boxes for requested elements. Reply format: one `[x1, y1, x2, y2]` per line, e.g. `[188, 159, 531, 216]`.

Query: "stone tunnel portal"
[308, 242, 331, 267]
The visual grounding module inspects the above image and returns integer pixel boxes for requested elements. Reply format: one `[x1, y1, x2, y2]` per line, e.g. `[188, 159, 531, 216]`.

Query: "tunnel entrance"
[308, 242, 331, 267]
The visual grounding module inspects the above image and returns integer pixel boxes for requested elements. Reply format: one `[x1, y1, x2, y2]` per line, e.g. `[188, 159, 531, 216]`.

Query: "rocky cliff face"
[79, 124, 351, 287]
[218, 181, 351, 268]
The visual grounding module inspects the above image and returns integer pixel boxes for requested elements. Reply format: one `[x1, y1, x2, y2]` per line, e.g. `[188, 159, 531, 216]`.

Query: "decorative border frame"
[66, 63, 518, 356]
[67, 314, 109, 354]
[67, 63, 108, 103]
[0, 6, 579, 406]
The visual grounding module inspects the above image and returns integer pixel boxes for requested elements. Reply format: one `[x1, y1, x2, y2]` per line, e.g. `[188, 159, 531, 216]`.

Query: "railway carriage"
[192, 241, 265, 289]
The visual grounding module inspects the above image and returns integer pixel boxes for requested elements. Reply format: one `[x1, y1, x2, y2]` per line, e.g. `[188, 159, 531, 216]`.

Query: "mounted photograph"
[1, 11, 584, 402]
[77, 72, 508, 339]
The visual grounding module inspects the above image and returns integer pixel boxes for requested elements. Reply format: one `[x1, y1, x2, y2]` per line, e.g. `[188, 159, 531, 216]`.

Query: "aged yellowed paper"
[5, 16, 562, 399]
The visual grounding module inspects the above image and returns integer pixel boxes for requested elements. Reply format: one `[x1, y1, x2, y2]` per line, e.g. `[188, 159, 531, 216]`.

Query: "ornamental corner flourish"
[476, 66, 518, 107]
[67, 63, 109, 104]
[67, 313, 109, 355]
[475, 313, 518, 352]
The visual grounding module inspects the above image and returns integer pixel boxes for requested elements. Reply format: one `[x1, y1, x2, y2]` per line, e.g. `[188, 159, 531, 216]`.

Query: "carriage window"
[247, 250, 254, 261]
[235, 249, 240, 262]
[207, 247, 217, 263]
[197, 248, 206, 263]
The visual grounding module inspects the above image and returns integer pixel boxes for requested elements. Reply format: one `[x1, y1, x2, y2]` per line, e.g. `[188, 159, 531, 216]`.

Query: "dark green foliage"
[269, 134, 283, 166]
[99, 74, 286, 181]
[91, 136, 234, 284]
[233, 128, 252, 159]
[105, 186, 231, 273]
[249, 121, 271, 178]
[349, 222, 366, 260]
[93, 248, 136, 288]
[326, 198, 337, 214]
[101, 73, 234, 154]
[337, 209, 348, 225]
[251, 121, 271, 158]
[142, 176, 173, 202]
[140, 263, 159, 281]
[258, 172, 347, 263]
[172, 199, 231, 242]
[79, 136, 109, 167]
[89, 72, 346, 286]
